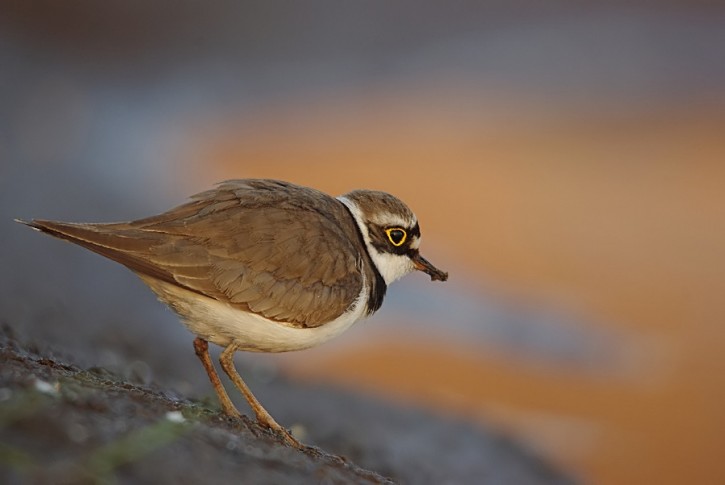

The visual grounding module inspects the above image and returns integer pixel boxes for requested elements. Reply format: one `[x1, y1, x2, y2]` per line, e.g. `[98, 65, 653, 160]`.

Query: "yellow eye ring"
[385, 228, 407, 247]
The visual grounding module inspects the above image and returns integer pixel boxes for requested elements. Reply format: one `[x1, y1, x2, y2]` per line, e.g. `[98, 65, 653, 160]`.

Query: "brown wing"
[21, 180, 365, 328]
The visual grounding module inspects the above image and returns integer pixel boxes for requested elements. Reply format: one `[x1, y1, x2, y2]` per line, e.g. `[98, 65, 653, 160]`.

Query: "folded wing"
[22, 180, 364, 328]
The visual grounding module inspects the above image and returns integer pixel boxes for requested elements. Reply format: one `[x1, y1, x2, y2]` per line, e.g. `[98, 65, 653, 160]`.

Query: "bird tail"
[14, 218, 173, 283]
[16, 218, 131, 254]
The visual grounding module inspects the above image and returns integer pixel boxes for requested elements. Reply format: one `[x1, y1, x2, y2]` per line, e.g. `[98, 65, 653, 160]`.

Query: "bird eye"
[385, 228, 407, 247]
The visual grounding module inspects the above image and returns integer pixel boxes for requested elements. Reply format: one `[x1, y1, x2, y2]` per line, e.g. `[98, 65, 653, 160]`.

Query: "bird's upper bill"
[410, 252, 448, 282]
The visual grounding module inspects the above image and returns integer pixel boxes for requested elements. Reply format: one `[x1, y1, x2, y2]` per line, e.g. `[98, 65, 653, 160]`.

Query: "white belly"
[138, 275, 368, 352]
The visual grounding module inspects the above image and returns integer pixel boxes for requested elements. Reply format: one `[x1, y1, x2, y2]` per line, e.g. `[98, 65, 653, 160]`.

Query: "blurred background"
[1, 2, 724, 484]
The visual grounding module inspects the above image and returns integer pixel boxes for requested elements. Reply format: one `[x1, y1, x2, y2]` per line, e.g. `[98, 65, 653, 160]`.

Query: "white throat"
[337, 196, 415, 285]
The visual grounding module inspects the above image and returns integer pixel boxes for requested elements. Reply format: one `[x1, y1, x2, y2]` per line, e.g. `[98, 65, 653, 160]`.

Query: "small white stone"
[33, 379, 59, 396]
[164, 410, 186, 423]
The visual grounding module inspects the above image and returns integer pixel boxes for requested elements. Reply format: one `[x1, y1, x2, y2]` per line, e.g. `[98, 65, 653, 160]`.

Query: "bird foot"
[257, 416, 305, 449]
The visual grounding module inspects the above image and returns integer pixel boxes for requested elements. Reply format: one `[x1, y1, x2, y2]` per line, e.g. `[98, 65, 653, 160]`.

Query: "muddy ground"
[0, 326, 573, 484]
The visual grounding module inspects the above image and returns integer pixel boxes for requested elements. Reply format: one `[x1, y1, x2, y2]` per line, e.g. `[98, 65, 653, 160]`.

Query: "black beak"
[411, 252, 448, 282]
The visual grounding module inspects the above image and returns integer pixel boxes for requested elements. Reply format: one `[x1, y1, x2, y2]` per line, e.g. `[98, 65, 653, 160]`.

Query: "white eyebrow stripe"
[370, 212, 417, 228]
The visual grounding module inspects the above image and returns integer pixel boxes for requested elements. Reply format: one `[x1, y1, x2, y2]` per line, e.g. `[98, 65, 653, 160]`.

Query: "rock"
[0, 328, 574, 484]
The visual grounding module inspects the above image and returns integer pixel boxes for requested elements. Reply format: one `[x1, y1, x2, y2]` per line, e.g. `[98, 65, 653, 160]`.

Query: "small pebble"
[165, 410, 186, 423]
[33, 379, 59, 396]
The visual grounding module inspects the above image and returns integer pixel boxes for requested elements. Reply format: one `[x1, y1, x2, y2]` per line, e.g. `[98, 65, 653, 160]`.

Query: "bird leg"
[193, 337, 241, 418]
[219, 341, 303, 449]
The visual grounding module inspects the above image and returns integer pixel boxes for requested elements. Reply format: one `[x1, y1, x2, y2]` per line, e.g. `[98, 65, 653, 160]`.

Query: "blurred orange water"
[180, 92, 725, 485]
